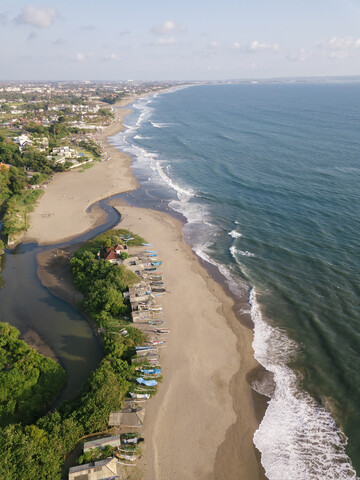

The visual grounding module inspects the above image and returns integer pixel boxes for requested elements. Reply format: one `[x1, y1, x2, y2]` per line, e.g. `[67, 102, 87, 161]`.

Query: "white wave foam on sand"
[250, 288, 358, 480]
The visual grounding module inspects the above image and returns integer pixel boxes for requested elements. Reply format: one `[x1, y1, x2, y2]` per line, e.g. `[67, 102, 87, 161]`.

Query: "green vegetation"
[78, 162, 94, 173]
[75, 229, 145, 258]
[0, 136, 59, 243]
[98, 108, 114, 118]
[0, 135, 21, 165]
[0, 161, 45, 239]
[79, 139, 101, 159]
[2, 189, 43, 237]
[100, 93, 126, 104]
[0, 231, 147, 479]
[0, 323, 66, 426]
[78, 445, 114, 465]
[70, 232, 140, 322]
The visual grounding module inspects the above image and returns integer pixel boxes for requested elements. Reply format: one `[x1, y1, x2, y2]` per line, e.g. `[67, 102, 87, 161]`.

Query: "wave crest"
[229, 229, 242, 238]
[230, 245, 255, 258]
[250, 289, 357, 480]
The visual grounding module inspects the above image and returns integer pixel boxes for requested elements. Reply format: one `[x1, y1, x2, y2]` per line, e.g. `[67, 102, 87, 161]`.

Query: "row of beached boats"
[118, 242, 170, 466]
[69, 241, 170, 474]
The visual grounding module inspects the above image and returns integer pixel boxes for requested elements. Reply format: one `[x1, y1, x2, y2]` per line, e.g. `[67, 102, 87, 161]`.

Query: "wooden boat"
[148, 339, 166, 345]
[129, 392, 150, 399]
[153, 328, 170, 334]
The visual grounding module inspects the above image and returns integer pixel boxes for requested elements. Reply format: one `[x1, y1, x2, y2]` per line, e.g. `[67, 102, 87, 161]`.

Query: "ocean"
[110, 83, 360, 479]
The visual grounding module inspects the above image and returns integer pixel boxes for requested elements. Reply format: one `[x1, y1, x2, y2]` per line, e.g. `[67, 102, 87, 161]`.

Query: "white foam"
[230, 245, 255, 258]
[151, 122, 173, 128]
[194, 242, 248, 297]
[250, 288, 358, 480]
[155, 160, 194, 201]
[229, 229, 242, 238]
[111, 87, 358, 479]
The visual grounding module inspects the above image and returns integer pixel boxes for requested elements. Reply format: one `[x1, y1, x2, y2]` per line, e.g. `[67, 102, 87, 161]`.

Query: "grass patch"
[78, 162, 94, 173]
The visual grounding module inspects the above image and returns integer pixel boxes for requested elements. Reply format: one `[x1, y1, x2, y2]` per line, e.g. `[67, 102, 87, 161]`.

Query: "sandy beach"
[25, 94, 266, 479]
[24, 97, 138, 245]
[113, 202, 265, 480]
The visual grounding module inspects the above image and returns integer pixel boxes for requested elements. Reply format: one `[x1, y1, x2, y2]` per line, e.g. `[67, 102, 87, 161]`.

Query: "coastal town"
[0, 80, 179, 247]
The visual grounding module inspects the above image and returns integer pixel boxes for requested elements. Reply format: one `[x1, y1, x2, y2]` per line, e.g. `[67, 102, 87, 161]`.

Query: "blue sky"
[1, 0, 360, 80]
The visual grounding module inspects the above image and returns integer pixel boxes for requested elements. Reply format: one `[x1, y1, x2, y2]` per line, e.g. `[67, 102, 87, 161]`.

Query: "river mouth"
[0, 196, 123, 403]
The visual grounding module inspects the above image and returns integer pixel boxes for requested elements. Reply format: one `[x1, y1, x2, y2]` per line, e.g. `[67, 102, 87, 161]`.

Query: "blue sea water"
[110, 83, 360, 479]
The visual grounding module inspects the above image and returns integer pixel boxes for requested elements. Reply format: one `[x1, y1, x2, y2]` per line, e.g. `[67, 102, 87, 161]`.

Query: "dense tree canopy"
[0, 232, 146, 479]
[0, 322, 66, 427]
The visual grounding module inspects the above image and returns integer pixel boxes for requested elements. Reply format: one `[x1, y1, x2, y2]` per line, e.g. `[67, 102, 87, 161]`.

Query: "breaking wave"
[250, 289, 358, 480]
[229, 229, 242, 238]
[109, 85, 360, 479]
[230, 245, 255, 258]
[155, 161, 194, 201]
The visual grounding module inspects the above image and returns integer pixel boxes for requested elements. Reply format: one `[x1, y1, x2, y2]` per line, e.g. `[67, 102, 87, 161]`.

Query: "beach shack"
[104, 250, 120, 263]
[68, 457, 123, 480]
[129, 283, 151, 304]
[83, 435, 121, 452]
[131, 310, 152, 323]
[121, 256, 148, 273]
[108, 406, 145, 428]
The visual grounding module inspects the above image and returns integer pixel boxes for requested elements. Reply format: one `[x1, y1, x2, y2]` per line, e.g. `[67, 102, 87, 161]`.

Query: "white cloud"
[318, 36, 360, 59]
[153, 37, 177, 46]
[104, 53, 119, 61]
[74, 53, 94, 62]
[233, 42, 241, 50]
[75, 53, 86, 62]
[246, 40, 279, 53]
[151, 20, 186, 35]
[287, 48, 309, 62]
[15, 6, 58, 28]
[209, 41, 219, 49]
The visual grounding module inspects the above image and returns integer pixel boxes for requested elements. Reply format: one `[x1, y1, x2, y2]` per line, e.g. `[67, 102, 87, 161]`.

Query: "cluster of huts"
[68, 241, 168, 480]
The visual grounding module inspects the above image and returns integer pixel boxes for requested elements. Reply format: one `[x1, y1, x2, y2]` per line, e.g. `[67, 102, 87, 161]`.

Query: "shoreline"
[23, 96, 139, 246]
[113, 202, 266, 479]
[23, 90, 267, 478]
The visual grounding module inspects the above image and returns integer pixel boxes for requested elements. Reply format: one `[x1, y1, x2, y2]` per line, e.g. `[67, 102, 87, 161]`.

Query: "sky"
[1, 0, 360, 81]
